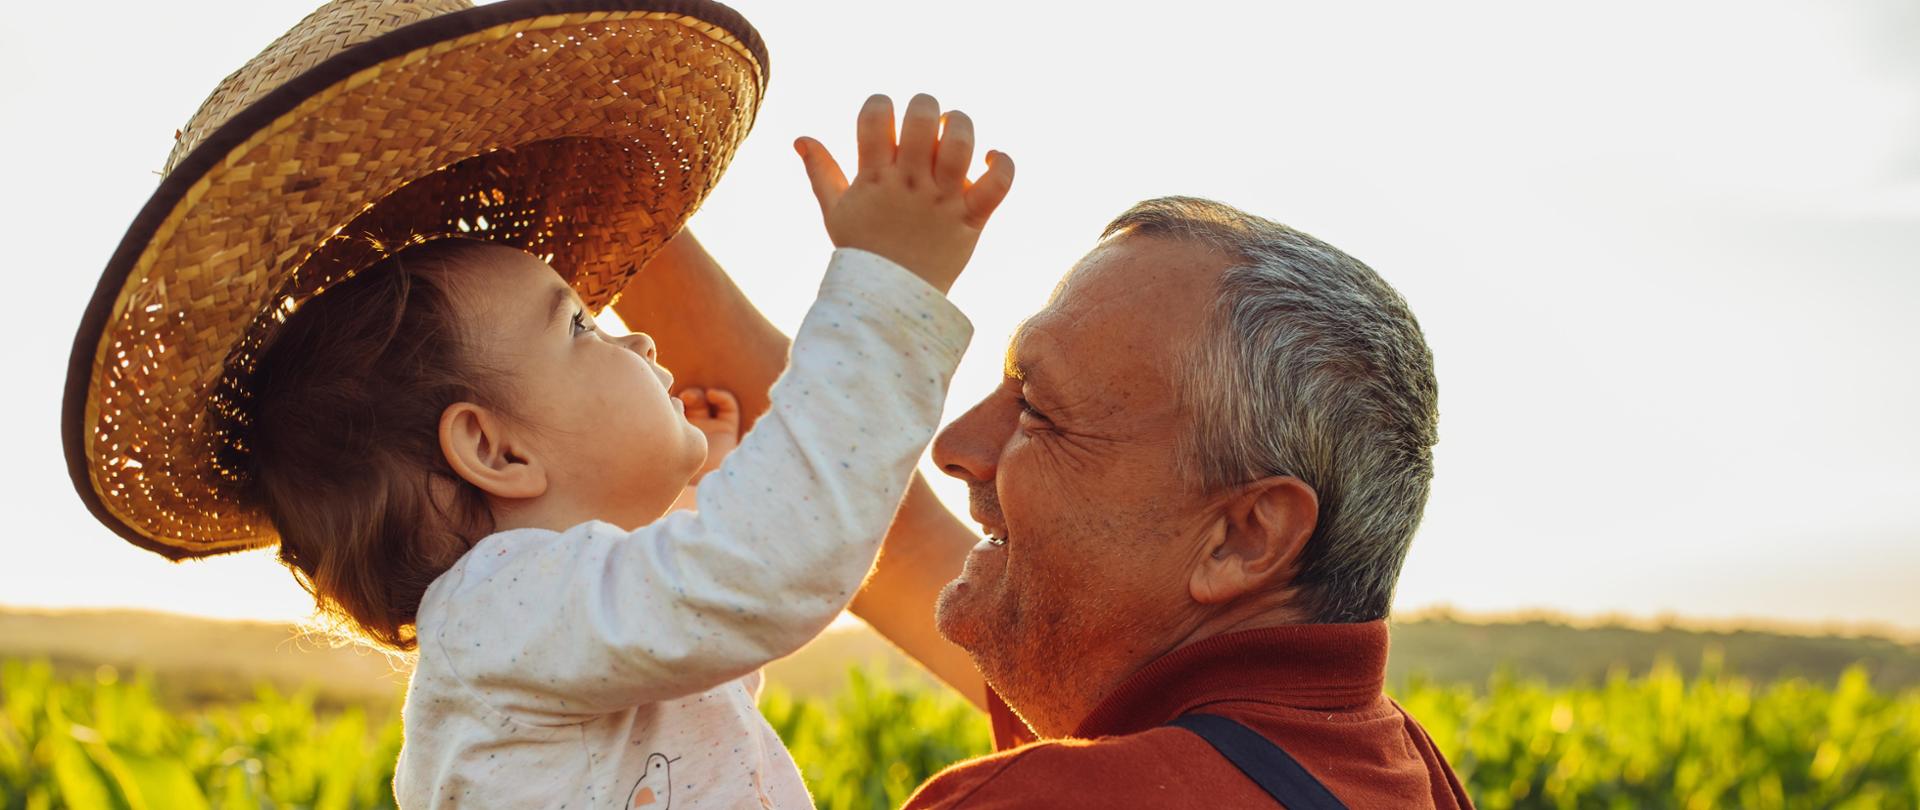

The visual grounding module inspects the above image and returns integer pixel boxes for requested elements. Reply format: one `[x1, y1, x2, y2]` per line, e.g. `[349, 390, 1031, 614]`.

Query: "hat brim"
[64, 0, 768, 559]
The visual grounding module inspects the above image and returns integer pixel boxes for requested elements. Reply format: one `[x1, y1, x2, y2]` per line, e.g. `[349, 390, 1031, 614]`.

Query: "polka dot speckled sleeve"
[431, 248, 973, 720]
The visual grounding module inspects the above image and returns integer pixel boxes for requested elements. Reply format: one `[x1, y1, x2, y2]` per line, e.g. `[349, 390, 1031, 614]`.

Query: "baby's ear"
[439, 402, 546, 499]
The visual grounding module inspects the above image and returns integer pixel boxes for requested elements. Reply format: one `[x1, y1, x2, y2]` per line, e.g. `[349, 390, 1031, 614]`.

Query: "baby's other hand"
[794, 93, 1015, 294]
[678, 387, 740, 484]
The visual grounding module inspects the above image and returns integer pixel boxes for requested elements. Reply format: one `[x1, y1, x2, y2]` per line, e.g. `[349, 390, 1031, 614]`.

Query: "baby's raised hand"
[678, 387, 740, 484]
[794, 93, 1015, 293]
[668, 387, 739, 514]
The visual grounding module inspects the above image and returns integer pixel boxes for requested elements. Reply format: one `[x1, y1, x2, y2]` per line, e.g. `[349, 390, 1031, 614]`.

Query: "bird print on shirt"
[626, 752, 678, 808]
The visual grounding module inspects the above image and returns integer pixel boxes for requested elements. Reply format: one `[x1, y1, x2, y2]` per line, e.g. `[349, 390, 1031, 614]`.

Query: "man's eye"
[1015, 396, 1048, 423]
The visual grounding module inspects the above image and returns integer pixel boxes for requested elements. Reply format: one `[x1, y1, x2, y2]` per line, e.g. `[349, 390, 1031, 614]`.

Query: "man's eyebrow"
[1003, 322, 1045, 388]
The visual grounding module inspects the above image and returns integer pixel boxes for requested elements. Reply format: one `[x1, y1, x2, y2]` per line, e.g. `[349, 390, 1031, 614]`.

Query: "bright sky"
[3, 0, 1915, 632]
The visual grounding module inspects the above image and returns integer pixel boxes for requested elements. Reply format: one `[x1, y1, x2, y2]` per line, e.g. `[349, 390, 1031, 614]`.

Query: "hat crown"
[166, 0, 473, 174]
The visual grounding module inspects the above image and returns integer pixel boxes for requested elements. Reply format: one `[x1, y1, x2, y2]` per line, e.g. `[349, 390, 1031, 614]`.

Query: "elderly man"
[622, 196, 1469, 808]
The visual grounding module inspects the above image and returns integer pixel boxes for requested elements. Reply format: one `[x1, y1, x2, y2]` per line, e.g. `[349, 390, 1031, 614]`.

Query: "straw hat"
[62, 0, 768, 560]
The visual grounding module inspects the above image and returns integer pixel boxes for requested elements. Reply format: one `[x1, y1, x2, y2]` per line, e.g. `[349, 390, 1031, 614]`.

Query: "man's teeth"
[984, 530, 1007, 547]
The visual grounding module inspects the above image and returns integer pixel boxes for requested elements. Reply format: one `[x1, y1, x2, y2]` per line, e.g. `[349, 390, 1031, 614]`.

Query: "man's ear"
[438, 402, 547, 500]
[1190, 476, 1319, 605]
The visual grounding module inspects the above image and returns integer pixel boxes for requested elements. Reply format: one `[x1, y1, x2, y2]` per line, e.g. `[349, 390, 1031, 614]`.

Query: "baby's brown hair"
[242, 238, 508, 650]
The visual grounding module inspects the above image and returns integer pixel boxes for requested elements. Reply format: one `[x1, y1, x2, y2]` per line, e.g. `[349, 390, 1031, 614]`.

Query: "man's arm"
[614, 229, 988, 709]
[612, 230, 787, 431]
[849, 475, 988, 708]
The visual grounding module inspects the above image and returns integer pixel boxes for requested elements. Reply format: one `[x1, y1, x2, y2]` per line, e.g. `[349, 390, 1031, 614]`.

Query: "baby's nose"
[623, 331, 658, 362]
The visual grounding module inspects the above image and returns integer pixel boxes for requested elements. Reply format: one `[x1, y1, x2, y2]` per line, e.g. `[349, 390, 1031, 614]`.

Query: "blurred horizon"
[3, 0, 1915, 633]
[5, 599, 1917, 646]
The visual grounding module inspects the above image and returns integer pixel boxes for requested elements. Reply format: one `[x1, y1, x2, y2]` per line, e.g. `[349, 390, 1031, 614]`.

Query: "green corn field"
[1, 656, 1915, 809]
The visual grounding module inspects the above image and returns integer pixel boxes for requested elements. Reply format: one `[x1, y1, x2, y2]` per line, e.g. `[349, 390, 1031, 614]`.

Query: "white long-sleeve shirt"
[393, 249, 972, 809]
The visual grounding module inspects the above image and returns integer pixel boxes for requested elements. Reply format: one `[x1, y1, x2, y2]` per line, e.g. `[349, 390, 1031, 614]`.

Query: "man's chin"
[933, 578, 988, 652]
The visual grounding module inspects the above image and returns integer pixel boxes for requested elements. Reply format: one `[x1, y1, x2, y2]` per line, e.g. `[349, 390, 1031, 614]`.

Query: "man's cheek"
[1016, 551, 1075, 610]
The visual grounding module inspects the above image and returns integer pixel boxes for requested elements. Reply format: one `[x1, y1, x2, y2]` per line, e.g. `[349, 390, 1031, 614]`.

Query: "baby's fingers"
[705, 389, 740, 427]
[933, 111, 974, 192]
[897, 93, 941, 182]
[794, 137, 848, 221]
[679, 387, 711, 416]
[856, 94, 896, 176]
[963, 150, 1015, 227]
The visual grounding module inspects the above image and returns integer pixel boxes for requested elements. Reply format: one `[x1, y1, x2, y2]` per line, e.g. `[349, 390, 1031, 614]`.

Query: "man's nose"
[932, 394, 1015, 484]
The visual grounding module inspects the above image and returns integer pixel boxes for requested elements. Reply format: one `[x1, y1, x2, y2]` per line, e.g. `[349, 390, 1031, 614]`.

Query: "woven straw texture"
[72, 0, 765, 558]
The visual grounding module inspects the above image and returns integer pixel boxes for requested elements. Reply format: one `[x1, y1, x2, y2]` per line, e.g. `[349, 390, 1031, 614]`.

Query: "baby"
[243, 94, 1012, 808]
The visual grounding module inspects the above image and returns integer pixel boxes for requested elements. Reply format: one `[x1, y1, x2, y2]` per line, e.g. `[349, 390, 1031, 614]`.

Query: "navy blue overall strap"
[1167, 713, 1350, 810]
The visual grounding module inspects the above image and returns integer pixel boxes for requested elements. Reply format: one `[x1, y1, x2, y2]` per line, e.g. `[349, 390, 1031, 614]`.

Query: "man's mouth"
[979, 524, 1008, 548]
[970, 485, 1009, 550]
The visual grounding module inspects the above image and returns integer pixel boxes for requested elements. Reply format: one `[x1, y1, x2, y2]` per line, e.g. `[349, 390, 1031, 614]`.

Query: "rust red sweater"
[902, 621, 1473, 809]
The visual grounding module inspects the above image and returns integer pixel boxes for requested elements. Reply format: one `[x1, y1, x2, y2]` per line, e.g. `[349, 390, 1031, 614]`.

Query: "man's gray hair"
[1103, 197, 1439, 624]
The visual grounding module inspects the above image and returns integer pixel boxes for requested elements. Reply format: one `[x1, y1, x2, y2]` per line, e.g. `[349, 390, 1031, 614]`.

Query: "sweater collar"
[1072, 621, 1390, 739]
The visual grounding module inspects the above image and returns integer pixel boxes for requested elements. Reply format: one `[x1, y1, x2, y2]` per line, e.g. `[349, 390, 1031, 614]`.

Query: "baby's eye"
[570, 310, 594, 336]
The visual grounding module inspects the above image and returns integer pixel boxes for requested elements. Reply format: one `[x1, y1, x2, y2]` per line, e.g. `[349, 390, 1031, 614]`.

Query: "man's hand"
[795, 93, 1015, 294]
